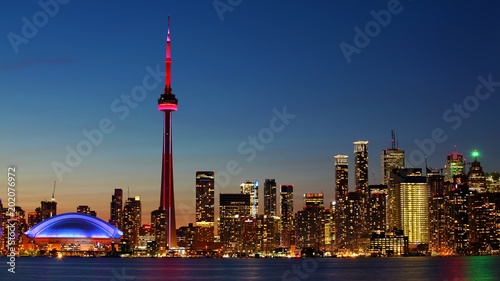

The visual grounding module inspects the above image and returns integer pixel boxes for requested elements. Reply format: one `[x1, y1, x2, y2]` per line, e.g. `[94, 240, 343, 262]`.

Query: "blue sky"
[1, 0, 500, 226]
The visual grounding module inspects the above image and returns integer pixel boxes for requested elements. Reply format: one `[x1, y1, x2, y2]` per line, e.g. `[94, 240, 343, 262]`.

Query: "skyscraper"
[354, 141, 369, 196]
[241, 181, 259, 218]
[468, 150, 487, 193]
[354, 141, 369, 238]
[219, 193, 251, 255]
[123, 196, 142, 249]
[367, 185, 388, 232]
[296, 203, 326, 252]
[109, 188, 123, 230]
[390, 168, 429, 245]
[469, 192, 500, 253]
[381, 130, 404, 186]
[334, 155, 348, 247]
[446, 183, 470, 254]
[280, 185, 294, 248]
[444, 153, 465, 183]
[157, 16, 178, 249]
[344, 191, 363, 251]
[428, 170, 448, 254]
[264, 179, 277, 216]
[195, 171, 215, 243]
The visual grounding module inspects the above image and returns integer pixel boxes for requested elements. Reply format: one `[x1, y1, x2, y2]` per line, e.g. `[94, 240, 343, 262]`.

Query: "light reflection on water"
[1, 256, 499, 280]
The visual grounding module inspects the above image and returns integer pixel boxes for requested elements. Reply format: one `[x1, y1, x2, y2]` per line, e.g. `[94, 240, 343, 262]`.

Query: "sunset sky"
[1, 0, 500, 226]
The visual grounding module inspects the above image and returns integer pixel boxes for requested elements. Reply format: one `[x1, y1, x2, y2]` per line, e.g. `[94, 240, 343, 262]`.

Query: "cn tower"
[158, 15, 177, 249]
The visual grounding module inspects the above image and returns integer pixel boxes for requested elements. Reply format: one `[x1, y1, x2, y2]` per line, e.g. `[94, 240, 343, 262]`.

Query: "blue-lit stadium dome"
[25, 213, 123, 239]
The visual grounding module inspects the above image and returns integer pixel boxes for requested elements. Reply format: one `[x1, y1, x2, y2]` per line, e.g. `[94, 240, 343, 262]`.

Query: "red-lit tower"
[158, 15, 178, 249]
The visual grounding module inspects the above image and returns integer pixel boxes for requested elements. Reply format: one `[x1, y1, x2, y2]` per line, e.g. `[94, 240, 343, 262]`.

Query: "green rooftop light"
[472, 150, 479, 158]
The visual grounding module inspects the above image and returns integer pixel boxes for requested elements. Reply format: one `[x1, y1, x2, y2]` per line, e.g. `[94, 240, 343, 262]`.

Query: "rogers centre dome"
[23, 213, 123, 253]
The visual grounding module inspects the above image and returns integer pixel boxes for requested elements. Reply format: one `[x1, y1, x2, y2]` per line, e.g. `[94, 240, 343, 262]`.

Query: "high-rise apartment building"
[219, 193, 251, 255]
[280, 185, 294, 248]
[109, 188, 123, 230]
[334, 155, 349, 247]
[123, 196, 142, 249]
[264, 179, 277, 216]
[445, 153, 465, 182]
[195, 171, 215, 243]
[241, 181, 259, 218]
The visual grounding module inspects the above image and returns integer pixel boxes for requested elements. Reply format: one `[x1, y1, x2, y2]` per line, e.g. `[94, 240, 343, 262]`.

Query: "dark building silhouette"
[280, 185, 294, 248]
[109, 188, 123, 230]
[264, 179, 277, 216]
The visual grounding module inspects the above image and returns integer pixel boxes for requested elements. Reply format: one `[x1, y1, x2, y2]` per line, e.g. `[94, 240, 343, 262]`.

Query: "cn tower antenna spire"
[165, 15, 172, 94]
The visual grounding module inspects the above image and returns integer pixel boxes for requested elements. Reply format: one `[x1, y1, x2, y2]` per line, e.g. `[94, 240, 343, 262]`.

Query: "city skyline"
[2, 0, 500, 227]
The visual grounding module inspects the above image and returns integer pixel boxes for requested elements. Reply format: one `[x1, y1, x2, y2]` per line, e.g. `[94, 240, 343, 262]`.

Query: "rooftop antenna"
[391, 129, 395, 149]
[52, 181, 56, 201]
[128, 186, 130, 199]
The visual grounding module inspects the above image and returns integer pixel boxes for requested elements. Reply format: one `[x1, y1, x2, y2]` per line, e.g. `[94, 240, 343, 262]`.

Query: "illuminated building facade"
[280, 185, 294, 248]
[296, 203, 326, 252]
[177, 223, 196, 251]
[137, 224, 155, 253]
[264, 179, 277, 216]
[368, 229, 409, 256]
[468, 151, 487, 193]
[367, 185, 387, 232]
[151, 208, 167, 253]
[122, 196, 142, 249]
[219, 193, 251, 255]
[389, 168, 428, 245]
[381, 131, 404, 186]
[195, 171, 215, 243]
[344, 191, 363, 251]
[428, 171, 448, 254]
[469, 192, 500, 253]
[304, 193, 324, 209]
[241, 181, 259, 218]
[241, 217, 256, 254]
[445, 153, 465, 182]
[27, 208, 41, 229]
[255, 214, 280, 254]
[446, 184, 470, 254]
[157, 16, 178, 250]
[334, 155, 349, 248]
[354, 141, 369, 196]
[109, 188, 123, 230]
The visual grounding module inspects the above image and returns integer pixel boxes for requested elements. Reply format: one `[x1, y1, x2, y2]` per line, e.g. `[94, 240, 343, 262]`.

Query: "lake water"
[1, 256, 499, 280]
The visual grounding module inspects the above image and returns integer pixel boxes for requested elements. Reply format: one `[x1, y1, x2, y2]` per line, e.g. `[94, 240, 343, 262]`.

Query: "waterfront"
[1, 256, 499, 280]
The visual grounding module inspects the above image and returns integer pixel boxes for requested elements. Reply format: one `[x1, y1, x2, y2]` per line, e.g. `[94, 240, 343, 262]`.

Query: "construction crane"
[52, 181, 56, 201]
